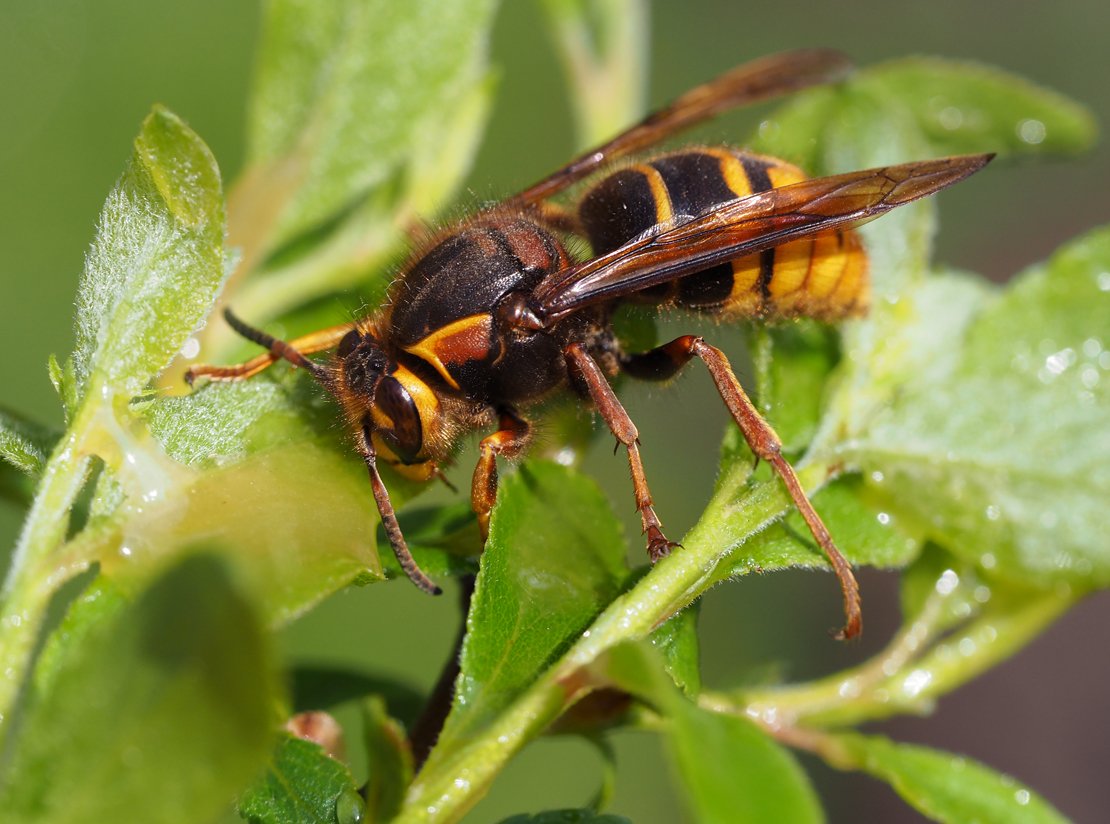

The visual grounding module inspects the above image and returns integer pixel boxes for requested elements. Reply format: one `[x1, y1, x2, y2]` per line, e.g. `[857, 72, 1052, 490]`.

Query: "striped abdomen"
[577, 147, 869, 320]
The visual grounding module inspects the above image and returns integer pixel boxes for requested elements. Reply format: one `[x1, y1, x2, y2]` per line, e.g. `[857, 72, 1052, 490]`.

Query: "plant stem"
[410, 575, 475, 769]
[0, 423, 93, 730]
[401, 465, 828, 821]
[737, 583, 1076, 730]
[541, 0, 648, 148]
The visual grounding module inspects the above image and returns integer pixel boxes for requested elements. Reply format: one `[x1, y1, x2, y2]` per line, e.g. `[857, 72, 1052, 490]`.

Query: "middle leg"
[565, 342, 679, 562]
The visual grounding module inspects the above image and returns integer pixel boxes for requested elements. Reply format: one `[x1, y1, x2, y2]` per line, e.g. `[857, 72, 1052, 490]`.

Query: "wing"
[508, 49, 853, 207]
[531, 154, 993, 323]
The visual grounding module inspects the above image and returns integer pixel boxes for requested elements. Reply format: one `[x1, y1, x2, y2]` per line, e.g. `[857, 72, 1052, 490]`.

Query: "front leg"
[564, 342, 679, 562]
[471, 409, 533, 542]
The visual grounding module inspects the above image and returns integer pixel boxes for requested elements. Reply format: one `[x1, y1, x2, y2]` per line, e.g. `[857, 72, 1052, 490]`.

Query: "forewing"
[532, 154, 992, 321]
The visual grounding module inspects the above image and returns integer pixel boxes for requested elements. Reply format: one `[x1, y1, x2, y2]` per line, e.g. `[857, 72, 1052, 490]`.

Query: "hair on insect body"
[187, 50, 992, 639]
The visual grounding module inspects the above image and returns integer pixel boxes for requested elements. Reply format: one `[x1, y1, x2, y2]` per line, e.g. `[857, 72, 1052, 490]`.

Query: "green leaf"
[893, 580, 1074, 715]
[241, 0, 499, 254]
[239, 733, 363, 824]
[870, 58, 1097, 157]
[600, 644, 823, 824]
[362, 696, 413, 824]
[99, 440, 383, 626]
[45, 353, 78, 424]
[668, 709, 823, 824]
[752, 323, 840, 453]
[70, 106, 226, 403]
[833, 733, 1068, 824]
[430, 462, 629, 757]
[754, 57, 1095, 170]
[710, 475, 921, 581]
[0, 407, 57, 477]
[27, 574, 128, 701]
[144, 374, 334, 468]
[847, 227, 1110, 585]
[0, 554, 276, 824]
[752, 71, 928, 175]
[497, 811, 631, 824]
[649, 602, 701, 696]
[753, 573, 1074, 730]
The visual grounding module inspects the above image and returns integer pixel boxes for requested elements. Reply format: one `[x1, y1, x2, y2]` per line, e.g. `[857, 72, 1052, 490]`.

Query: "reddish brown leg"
[185, 309, 354, 384]
[359, 423, 441, 595]
[565, 343, 679, 562]
[471, 409, 533, 542]
[626, 335, 861, 639]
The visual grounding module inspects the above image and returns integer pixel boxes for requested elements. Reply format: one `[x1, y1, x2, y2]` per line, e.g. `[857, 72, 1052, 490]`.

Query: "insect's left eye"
[375, 377, 423, 463]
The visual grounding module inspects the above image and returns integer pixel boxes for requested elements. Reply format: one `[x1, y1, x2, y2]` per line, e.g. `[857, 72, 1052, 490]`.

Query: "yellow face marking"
[371, 432, 437, 482]
[369, 406, 395, 432]
[403, 314, 494, 390]
[391, 363, 440, 428]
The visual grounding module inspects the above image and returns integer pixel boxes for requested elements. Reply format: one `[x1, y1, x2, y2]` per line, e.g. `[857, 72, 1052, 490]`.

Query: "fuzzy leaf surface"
[0, 408, 57, 477]
[846, 227, 1110, 584]
[70, 107, 226, 402]
[243, 0, 499, 251]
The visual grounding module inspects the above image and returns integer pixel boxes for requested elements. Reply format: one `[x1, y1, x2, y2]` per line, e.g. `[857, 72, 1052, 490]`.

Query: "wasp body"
[579, 148, 868, 320]
[188, 50, 991, 638]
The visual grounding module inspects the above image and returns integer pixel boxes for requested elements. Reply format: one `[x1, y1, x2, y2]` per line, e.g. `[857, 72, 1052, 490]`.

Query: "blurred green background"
[2, 1, 1108, 821]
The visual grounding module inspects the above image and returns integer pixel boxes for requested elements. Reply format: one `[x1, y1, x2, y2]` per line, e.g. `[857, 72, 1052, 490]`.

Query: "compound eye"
[375, 376, 423, 463]
[337, 328, 362, 358]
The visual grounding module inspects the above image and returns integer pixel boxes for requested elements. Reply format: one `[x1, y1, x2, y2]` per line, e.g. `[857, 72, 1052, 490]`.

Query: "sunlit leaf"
[847, 227, 1110, 584]
[144, 376, 328, 468]
[97, 440, 383, 626]
[897, 543, 995, 635]
[707, 474, 921, 583]
[241, 0, 499, 254]
[70, 106, 226, 403]
[754, 56, 1094, 170]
